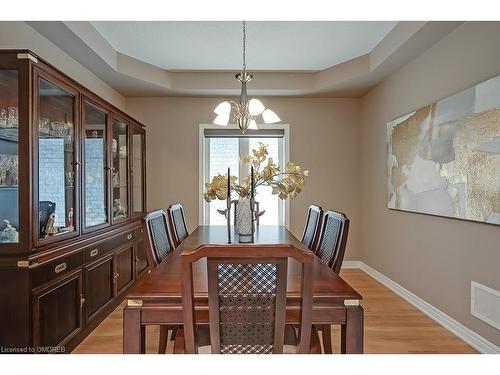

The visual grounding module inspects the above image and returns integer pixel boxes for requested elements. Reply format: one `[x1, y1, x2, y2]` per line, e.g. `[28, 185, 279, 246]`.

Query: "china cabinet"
[0, 50, 147, 352]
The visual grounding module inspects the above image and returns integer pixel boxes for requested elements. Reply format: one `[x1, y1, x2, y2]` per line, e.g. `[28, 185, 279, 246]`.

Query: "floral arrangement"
[203, 142, 309, 202]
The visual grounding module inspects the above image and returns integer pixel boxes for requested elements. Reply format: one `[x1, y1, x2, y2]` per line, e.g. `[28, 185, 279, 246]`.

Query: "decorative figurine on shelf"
[0, 219, 19, 243]
[66, 208, 74, 230]
[113, 199, 127, 218]
[119, 145, 127, 157]
[112, 172, 120, 187]
[0, 154, 18, 187]
[112, 139, 118, 155]
[4, 168, 15, 186]
[45, 213, 58, 237]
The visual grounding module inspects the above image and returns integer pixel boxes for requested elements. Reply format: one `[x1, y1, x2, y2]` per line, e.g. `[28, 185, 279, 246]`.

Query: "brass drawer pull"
[54, 262, 67, 274]
[90, 249, 99, 257]
[127, 233, 133, 240]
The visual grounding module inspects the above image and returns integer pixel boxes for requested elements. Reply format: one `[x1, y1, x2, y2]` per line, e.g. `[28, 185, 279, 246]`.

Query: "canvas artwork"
[387, 74, 500, 225]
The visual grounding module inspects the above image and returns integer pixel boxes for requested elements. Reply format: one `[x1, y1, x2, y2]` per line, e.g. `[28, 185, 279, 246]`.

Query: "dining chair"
[314, 210, 350, 354]
[314, 210, 349, 272]
[174, 245, 321, 354]
[143, 209, 178, 353]
[300, 204, 323, 251]
[168, 203, 189, 248]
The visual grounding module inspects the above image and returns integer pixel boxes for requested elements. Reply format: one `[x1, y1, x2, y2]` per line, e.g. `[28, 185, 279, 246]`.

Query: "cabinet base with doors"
[0, 50, 147, 352]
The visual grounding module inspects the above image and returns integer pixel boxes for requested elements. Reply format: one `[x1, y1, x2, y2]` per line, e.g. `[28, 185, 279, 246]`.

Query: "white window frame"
[199, 123, 290, 228]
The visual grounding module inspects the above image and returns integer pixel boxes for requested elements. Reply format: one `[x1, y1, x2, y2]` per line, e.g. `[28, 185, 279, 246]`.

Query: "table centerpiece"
[203, 142, 309, 242]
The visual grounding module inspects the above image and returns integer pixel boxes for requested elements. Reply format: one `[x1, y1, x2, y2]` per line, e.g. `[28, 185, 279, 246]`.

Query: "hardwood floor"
[73, 269, 477, 354]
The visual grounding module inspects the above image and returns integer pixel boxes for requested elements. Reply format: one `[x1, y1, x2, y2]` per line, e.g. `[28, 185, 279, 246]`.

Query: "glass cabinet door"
[0, 70, 20, 244]
[37, 77, 77, 241]
[111, 118, 128, 222]
[131, 127, 145, 216]
[83, 100, 109, 230]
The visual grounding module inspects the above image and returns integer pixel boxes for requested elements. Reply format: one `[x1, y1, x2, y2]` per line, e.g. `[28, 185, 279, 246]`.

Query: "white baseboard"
[341, 261, 500, 354]
[342, 260, 363, 269]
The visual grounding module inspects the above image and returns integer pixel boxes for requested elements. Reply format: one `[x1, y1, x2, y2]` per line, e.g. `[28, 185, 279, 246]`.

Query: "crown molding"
[26, 21, 462, 97]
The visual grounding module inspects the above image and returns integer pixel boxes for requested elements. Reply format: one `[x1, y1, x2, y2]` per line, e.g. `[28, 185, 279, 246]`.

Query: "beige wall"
[125, 97, 362, 260]
[0, 22, 125, 110]
[360, 22, 500, 346]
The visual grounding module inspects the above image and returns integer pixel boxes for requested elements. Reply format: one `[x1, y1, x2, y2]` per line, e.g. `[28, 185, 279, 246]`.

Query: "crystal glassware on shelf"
[7, 106, 18, 128]
[64, 124, 73, 143]
[39, 117, 50, 134]
[65, 171, 74, 187]
[0, 108, 7, 128]
[0, 155, 7, 185]
[50, 121, 66, 137]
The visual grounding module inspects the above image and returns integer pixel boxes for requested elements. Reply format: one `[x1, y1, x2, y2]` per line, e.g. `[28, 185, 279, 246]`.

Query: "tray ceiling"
[91, 21, 397, 71]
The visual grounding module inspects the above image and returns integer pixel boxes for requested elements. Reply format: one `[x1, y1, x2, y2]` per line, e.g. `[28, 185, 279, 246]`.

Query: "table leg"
[123, 305, 145, 353]
[343, 306, 364, 354]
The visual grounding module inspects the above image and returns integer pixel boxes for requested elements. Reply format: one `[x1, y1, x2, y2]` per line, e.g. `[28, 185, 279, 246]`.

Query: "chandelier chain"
[242, 21, 246, 73]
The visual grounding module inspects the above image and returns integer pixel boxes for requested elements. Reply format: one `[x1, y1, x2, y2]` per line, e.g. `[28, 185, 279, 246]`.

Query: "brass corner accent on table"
[127, 299, 143, 307]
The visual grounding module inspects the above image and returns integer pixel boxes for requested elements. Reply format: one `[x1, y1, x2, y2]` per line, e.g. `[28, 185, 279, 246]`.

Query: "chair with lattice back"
[143, 209, 177, 353]
[315, 210, 349, 273]
[143, 210, 175, 268]
[314, 210, 350, 354]
[168, 203, 189, 248]
[175, 245, 320, 354]
[300, 204, 323, 251]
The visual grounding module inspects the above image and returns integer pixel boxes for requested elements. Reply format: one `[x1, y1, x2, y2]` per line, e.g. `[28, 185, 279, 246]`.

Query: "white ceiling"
[91, 21, 397, 71]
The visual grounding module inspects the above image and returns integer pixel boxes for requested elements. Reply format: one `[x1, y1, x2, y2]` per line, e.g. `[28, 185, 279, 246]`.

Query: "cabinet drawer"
[83, 229, 138, 264]
[83, 240, 115, 264]
[31, 252, 83, 289]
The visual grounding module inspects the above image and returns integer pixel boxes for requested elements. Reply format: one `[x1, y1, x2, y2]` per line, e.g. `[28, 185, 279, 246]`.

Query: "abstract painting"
[387, 74, 500, 225]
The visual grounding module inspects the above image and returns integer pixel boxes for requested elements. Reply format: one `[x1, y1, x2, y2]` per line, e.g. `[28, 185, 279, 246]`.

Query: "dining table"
[123, 225, 364, 354]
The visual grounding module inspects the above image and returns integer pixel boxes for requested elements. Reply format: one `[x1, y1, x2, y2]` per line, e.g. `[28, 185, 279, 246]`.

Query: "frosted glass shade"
[248, 119, 258, 130]
[262, 108, 280, 124]
[213, 114, 230, 126]
[214, 101, 231, 116]
[248, 99, 265, 116]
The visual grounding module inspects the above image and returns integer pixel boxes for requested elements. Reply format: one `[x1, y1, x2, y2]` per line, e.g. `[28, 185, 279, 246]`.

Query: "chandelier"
[213, 21, 281, 132]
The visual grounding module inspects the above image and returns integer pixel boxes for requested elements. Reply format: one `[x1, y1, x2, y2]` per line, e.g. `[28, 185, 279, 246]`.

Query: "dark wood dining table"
[123, 225, 364, 354]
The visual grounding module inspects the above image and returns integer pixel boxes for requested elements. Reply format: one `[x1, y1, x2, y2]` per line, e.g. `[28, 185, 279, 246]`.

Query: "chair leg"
[173, 327, 185, 354]
[158, 325, 169, 354]
[321, 325, 333, 354]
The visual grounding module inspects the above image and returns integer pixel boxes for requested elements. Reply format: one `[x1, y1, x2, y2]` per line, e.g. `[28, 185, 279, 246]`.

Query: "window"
[200, 126, 289, 226]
